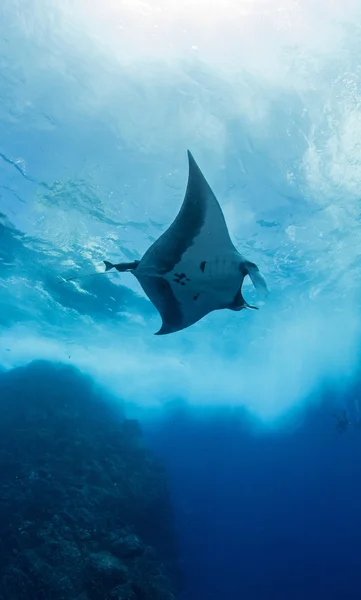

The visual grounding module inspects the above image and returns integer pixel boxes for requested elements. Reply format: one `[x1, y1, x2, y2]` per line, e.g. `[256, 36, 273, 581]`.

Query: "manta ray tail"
[59, 261, 139, 284]
[103, 260, 139, 272]
[104, 260, 115, 271]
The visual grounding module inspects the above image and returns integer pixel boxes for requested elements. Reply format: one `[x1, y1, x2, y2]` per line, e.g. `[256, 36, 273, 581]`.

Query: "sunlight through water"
[1, 0, 361, 421]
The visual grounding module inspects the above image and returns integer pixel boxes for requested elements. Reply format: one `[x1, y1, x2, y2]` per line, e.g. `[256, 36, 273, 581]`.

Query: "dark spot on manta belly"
[174, 273, 190, 285]
[200, 261, 206, 272]
[193, 293, 200, 301]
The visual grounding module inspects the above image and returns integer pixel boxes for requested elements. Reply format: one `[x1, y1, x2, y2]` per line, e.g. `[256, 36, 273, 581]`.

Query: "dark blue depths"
[145, 401, 361, 600]
[0, 362, 179, 600]
[1, 359, 361, 600]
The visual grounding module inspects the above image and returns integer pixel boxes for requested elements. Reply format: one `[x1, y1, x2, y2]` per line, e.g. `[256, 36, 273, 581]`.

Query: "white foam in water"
[1, 0, 361, 423]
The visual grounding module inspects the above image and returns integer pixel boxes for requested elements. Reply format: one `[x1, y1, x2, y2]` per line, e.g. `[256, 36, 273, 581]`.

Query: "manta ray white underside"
[127, 151, 268, 335]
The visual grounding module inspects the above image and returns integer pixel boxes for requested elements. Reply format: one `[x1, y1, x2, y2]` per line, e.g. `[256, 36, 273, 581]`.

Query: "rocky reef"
[0, 361, 179, 600]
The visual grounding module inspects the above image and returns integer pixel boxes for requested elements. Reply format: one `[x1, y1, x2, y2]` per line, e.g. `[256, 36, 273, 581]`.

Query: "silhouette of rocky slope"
[0, 361, 179, 600]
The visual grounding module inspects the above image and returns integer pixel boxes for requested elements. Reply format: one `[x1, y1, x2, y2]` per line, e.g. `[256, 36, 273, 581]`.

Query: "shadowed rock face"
[0, 361, 179, 600]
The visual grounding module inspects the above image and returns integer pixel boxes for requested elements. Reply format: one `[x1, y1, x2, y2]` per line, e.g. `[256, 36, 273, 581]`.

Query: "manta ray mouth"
[240, 263, 267, 310]
[245, 262, 269, 298]
[233, 285, 258, 311]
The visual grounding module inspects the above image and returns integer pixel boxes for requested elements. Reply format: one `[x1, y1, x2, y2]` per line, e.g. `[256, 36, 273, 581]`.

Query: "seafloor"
[0, 361, 179, 600]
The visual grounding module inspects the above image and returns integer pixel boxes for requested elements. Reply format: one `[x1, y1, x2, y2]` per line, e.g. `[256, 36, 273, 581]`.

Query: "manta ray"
[104, 151, 268, 335]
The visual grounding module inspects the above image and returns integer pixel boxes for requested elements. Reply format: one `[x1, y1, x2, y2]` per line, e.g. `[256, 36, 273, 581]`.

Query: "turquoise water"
[2, 0, 361, 421]
[2, 2, 361, 598]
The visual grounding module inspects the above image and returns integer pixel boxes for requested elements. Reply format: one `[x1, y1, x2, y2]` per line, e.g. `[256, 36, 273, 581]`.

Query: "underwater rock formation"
[0, 361, 179, 600]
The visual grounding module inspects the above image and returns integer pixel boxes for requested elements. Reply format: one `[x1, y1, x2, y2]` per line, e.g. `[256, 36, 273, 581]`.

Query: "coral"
[0, 361, 179, 600]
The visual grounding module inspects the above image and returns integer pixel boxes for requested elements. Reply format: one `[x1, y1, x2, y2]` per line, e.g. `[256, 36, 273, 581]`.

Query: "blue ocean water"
[146, 401, 361, 599]
[2, 1, 361, 598]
